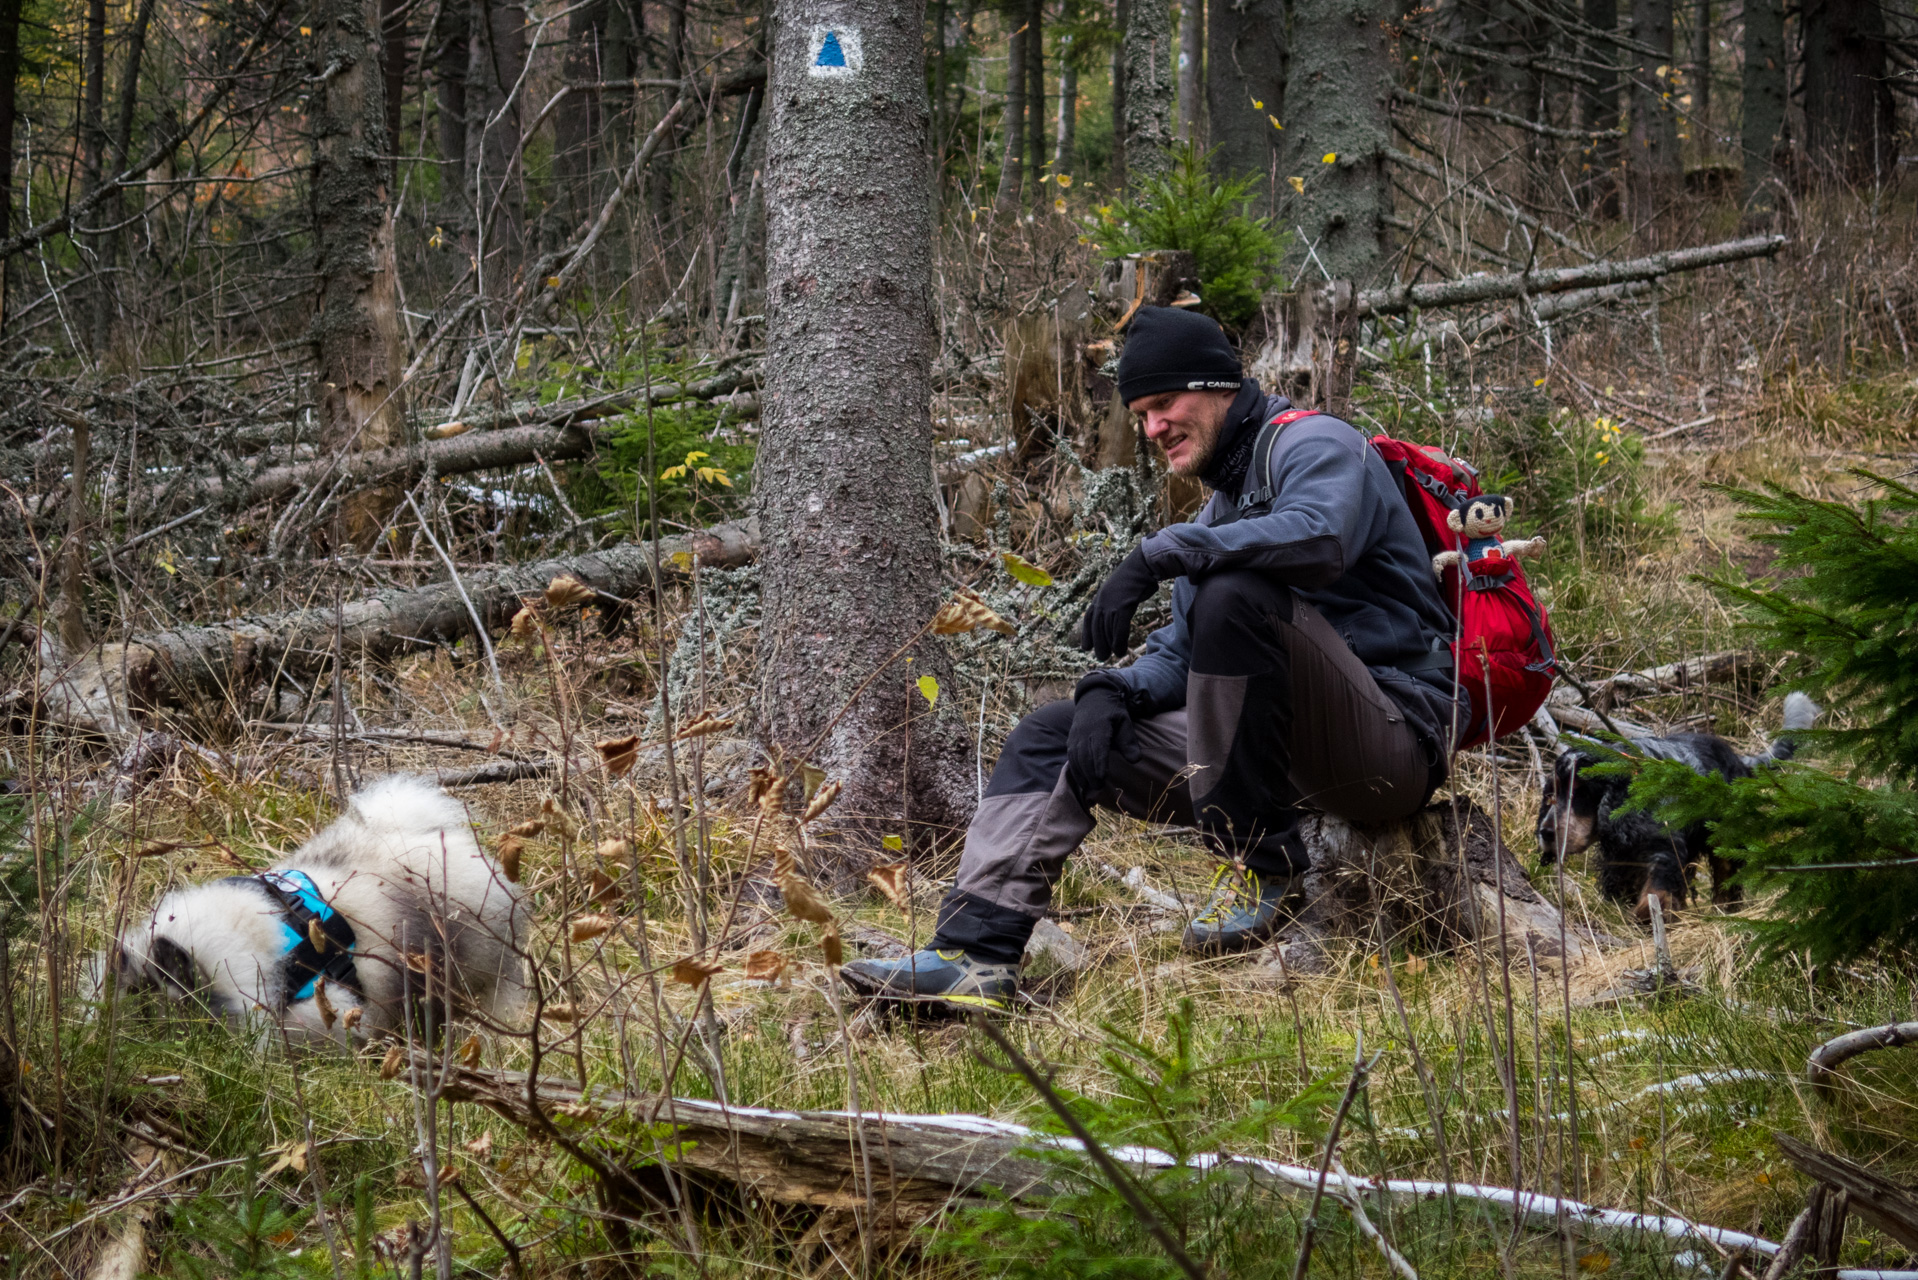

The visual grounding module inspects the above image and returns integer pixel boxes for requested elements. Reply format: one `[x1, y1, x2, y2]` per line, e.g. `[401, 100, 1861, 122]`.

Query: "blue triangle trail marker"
[816, 31, 846, 66]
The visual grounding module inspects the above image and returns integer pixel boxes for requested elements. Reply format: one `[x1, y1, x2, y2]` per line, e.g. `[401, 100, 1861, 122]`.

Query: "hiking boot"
[1181, 865, 1302, 955]
[839, 948, 1020, 1012]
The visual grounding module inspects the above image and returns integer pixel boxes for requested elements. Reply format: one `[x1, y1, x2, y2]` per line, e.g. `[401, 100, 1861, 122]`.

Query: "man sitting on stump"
[842, 307, 1459, 1010]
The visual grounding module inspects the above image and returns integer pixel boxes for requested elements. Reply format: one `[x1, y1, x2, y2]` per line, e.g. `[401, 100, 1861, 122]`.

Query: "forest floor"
[7, 227, 1918, 1278]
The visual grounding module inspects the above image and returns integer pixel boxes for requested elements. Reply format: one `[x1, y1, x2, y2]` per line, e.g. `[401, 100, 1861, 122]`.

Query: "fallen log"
[427, 1061, 1784, 1257]
[1806, 1021, 1918, 1092]
[22, 520, 759, 735]
[1359, 235, 1786, 317]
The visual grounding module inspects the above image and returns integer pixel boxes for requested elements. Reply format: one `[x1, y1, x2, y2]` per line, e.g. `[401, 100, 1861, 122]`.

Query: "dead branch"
[1771, 1132, 1918, 1252]
[1392, 87, 1612, 141]
[1805, 1022, 1918, 1092]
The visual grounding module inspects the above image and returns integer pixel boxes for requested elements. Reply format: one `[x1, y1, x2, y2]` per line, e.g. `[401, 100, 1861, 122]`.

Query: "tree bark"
[714, 99, 765, 329]
[1800, 0, 1893, 184]
[81, 0, 106, 355]
[1628, 0, 1681, 231]
[0, 0, 19, 328]
[1025, 0, 1046, 176]
[466, 0, 528, 271]
[1110, 0, 1128, 186]
[90, 0, 158, 363]
[553, 0, 608, 226]
[434, 3, 469, 215]
[1279, 0, 1396, 287]
[1579, 0, 1621, 215]
[1688, 0, 1709, 135]
[1205, 0, 1283, 197]
[1177, 0, 1202, 142]
[1739, 0, 1786, 214]
[1054, 45, 1077, 172]
[995, 10, 1026, 211]
[310, 0, 411, 547]
[760, 0, 973, 863]
[381, 0, 407, 164]
[1121, 0, 1174, 183]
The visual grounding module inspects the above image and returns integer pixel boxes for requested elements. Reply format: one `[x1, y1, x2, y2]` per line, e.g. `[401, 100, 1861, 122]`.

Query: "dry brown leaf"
[778, 872, 835, 925]
[135, 840, 184, 858]
[587, 869, 622, 904]
[341, 1006, 363, 1032]
[540, 797, 580, 839]
[464, 1131, 493, 1159]
[307, 918, 329, 954]
[931, 587, 1015, 636]
[554, 1101, 597, 1120]
[744, 949, 790, 983]
[800, 779, 842, 824]
[509, 818, 546, 839]
[545, 575, 598, 610]
[458, 1033, 482, 1068]
[509, 605, 540, 638]
[437, 1162, 462, 1187]
[570, 913, 614, 943]
[597, 837, 631, 863]
[313, 977, 338, 1029]
[821, 924, 844, 967]
[426, 420, 471, 440]
[747, 766, 784, 813]
[540, 1002, 577, 1022]
[866, 862, 910, 911]
[498, 837, 523, 884]
[670, 956, 724, 986]
[380, 1045, 405, 1080]
[404, 951, 431, 974]
[596, 735, 641, 777]
[674, 712, 736, 741]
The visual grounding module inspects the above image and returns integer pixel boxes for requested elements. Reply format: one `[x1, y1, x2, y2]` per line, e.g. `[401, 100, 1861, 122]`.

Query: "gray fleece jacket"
[1113, 381, 1458, 758]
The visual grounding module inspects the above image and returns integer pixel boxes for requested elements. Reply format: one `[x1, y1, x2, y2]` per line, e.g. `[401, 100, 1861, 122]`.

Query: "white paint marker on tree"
[808, 26, 863, 77]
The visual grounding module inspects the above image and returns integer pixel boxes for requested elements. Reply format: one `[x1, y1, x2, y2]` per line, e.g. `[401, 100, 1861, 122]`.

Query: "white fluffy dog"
[113, 775, 526, 1044]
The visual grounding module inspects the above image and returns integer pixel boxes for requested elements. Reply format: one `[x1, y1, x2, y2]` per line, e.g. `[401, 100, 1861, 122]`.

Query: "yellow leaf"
[917, 674, 940, 706]
[661, 464, 688, 481]
[1251, 97, 1263, 109]
[882, 834, 904, 851]
[1322, 152, 1338, 163]
[683, 450, 708, 465]
[1001, 551, 1054, 586]
[299, 24, 311, 33]
[1288, 176, 1305, 194]
[1056, 174, 1072, 187]
[546, 275, 562, 288]
[1269, 114, 1284, 130]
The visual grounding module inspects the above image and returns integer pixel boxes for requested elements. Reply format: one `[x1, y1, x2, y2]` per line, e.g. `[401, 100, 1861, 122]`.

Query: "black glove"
[1066, 675, 1144, 802]
[1078, 546, 1161, 660]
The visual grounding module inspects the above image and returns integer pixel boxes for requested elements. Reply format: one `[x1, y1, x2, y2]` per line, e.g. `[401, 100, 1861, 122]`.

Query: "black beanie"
[1115, 306, 1244, 404]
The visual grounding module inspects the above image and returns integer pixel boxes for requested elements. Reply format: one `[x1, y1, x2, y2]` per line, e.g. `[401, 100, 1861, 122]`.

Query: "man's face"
[1129, 389, 1237, 477]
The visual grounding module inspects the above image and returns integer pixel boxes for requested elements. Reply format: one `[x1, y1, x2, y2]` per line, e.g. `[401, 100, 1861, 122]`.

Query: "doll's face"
[1454, 496, 1511, 537]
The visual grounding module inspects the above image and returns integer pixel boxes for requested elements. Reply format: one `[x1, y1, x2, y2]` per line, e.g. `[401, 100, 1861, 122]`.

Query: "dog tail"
[1742, 691, 1821, 769]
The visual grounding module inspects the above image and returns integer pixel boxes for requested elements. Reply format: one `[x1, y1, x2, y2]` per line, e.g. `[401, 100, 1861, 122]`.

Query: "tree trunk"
[90, 0, 157, 366]
[381, 0, 408, 166]
[1025, 0, 1045, 177]
[1121, 0, 1174, 183]
[1689, 0, 1710, 136]
[1204, 0, 1282, 198]
[466, 0, 528, 273]
[434, 4, 469, 218]
[1739, 0, 1786, 214]
[1177, 0, 1202, 142]
[81, 0, 106, 355]
[311, 0, 411, 547]
[1054, 46, 1076, 172]
[1279, 0, 1395, 287]
[554, 0, 608, 226]
[1628, 0, 1681, 231]
[1579, 0, 1621, 215]
[714, 99, 765, 330]
[1110, 0, 1127, 187]
[1800, 0, 1893, 184]
[759, 0, 973, 865]
[995, 11, 1026, 211]
[0, 0, 19, 329]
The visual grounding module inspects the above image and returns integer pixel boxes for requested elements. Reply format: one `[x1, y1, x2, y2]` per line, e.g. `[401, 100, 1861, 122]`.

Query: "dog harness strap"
[249, 869, 362, 1003]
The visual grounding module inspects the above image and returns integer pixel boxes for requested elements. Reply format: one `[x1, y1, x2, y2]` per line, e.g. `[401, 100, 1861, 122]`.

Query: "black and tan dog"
[1536, 692, 1819, 923]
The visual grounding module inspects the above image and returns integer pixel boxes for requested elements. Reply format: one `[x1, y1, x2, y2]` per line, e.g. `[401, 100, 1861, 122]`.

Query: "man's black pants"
[932, 570, 1437, 963]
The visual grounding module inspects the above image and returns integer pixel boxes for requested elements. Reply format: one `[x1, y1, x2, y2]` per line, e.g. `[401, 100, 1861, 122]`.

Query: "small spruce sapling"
[1627, 473, 1918, 963]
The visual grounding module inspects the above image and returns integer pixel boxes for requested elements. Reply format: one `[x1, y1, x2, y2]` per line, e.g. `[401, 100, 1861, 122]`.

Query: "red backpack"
[1240, 411, 1557, 752]
[1369, 436, 1558, 750]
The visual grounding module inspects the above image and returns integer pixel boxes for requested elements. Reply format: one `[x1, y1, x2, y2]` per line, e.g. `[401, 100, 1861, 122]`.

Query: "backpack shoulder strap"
[1234, 408, 1318, 514]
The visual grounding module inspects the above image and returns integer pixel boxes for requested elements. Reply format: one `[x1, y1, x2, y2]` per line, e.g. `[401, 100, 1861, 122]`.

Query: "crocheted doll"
[1432, 494, 1547, 578]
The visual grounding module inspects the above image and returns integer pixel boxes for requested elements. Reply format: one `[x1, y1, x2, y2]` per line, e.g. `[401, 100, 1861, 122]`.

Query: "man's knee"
[1189, 571, 1294, 675]
[983, 697, 1076, 797]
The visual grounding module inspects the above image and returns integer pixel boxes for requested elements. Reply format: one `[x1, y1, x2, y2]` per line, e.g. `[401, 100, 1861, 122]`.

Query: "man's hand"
[1077, 546, 1160, 660]
[1066, 675, 1144, 802]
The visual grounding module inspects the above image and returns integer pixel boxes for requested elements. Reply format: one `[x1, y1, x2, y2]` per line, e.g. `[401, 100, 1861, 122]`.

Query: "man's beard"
[1166, 418, 1223, 477]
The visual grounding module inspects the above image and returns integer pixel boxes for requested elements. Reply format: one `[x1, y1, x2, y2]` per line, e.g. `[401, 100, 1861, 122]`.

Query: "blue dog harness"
[224, 869, 362, 1004]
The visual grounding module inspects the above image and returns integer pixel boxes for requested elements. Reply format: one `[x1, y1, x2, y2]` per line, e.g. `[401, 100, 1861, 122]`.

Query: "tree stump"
[1259, 799, 1605, 975]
